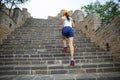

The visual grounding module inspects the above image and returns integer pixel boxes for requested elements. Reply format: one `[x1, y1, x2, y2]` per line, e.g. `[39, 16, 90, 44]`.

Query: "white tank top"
[64, 18, 72, 27]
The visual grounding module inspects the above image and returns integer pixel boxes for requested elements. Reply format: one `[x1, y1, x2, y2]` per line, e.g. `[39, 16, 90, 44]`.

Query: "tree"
[81, 1, 102, 16]
[81, 0, 120, 24]
[0, 0, 30, 16]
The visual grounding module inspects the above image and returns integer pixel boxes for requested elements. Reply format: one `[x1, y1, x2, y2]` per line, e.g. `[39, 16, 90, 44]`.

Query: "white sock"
[64, 45, 67, 47]
[70, 57, 74, 61]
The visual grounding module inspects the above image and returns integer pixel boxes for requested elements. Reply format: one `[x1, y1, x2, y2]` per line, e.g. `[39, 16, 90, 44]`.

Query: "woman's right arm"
[72, 19, 76, 28]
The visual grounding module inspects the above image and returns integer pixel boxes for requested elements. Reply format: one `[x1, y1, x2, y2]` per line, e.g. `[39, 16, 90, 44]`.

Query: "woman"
[59, 9, 75, 66]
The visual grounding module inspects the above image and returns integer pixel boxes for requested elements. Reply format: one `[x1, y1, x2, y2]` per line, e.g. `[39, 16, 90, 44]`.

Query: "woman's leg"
[62, 36, 67, 47]
[69, 37, 74, 58]
[62, 36, 67, 53]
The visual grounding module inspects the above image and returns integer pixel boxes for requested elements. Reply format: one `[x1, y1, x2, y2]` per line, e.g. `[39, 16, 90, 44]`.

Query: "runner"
[59, 9, 75, 66]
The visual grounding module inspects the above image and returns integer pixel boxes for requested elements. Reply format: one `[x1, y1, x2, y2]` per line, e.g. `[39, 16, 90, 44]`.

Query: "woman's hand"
[59, 27, 62, 31]
[59, 25, 63, 31]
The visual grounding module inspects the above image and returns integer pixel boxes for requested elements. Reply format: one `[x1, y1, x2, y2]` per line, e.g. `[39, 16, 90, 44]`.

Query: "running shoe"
[70, 60, 75, 66]
[63, 47, 67, 53]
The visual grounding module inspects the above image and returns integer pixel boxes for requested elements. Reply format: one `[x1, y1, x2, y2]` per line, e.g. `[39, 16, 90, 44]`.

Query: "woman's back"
[62, 16, 72, 27]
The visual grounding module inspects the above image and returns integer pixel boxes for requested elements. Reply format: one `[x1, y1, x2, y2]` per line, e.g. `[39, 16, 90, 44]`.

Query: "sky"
[21, 0, 119, 19]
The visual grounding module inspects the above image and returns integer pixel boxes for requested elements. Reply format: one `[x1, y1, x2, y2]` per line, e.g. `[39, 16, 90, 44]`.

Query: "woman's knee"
[69, 42, 74, 47]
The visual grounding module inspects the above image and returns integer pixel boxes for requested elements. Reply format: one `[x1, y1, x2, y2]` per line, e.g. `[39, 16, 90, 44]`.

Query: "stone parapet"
[0, 8, 31, 44]
[0, 11, 17, 44]
[79, 14, 120, 61]
[12, 8, 31, 27]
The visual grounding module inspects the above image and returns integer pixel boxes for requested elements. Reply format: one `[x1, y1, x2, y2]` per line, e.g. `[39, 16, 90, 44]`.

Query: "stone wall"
[0, 8, 31, 44]
[78, 13, 101, 43]
[78, 13, 120, 61]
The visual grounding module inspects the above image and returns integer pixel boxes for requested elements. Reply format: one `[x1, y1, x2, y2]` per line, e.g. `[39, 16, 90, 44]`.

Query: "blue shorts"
[62, 26, 74, 38]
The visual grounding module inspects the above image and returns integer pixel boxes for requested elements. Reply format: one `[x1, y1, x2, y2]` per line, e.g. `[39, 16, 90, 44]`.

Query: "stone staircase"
[0, 18, 120, 80]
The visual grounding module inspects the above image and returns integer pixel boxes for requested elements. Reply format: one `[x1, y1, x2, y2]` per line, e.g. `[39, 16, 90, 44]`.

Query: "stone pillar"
[22, 8, 31, 21]
[72, 10, 84, 23]
[0, 11, 17, 44]
[92, 13, 101, 31]
[12, 8, 23, 27]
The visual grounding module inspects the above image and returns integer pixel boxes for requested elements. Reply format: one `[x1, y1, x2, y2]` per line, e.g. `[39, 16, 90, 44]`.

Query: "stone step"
[23, 20, 61, 25]
[0, 64, 120, 75]
[4, 38, 90, 42]
[3, 40, 91, 45]
[14, 27, 78, 30]
[0, 44, 98, 50]
[0, 53, 113, 59]
[12, 28, 60, 31]
[23, 22, 61, 26]
[6, 34, 87, 38]
[10, 28, 83, 33]
[0, 56, 114, 65]
[0, 57, 113, 65]
[6, 35, 91, 42]
[25, 24, 61, 26]
[6, 35, 87, 38]
[0, 50, 105, 56]
[0, 42, 97, 47]
[3, 63, 117, 70]
[0, 58, 120, 67]
[0, 61, 117, 70]
[0, 51, 107, 57]
[2, 41, 93, 46]
[14, 28, 60, 31]
[2, 42, 93, 46]
[0, 57, 119, 65]
[13, 29, 59, 33]
[0, 73, 120, 80]
[12, 30, 83, 36]
[11, 30, 77, 35]
[0, 39, 96, 44]
[0, 48, 105, 54]
[1, 41, 96, 46]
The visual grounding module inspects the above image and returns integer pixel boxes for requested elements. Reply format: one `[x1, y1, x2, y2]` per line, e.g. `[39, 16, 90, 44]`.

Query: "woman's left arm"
[71, 18, 76, 28]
